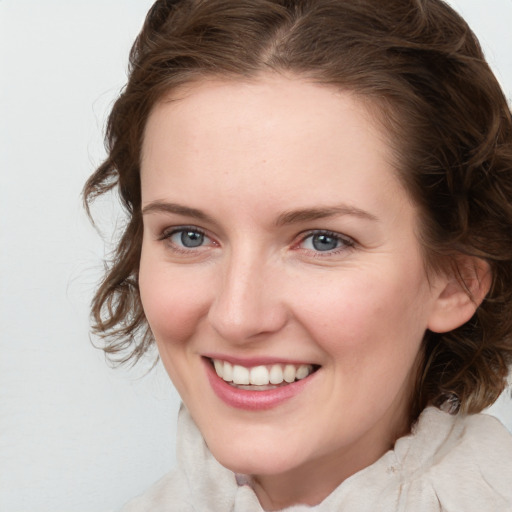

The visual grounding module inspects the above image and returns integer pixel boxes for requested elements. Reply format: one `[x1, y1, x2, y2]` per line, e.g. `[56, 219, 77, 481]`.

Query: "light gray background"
[1, 1, 511, 511]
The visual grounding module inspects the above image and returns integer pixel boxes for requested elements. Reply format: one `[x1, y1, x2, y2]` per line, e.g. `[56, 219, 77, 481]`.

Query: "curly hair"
[84, 0, 512, 418]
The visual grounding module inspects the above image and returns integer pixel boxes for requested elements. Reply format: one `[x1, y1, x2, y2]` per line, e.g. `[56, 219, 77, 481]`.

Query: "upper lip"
[202, 353, 319, 367]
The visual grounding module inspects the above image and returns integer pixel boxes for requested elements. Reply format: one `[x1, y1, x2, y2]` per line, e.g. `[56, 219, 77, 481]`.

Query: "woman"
[84, 0, 512, 510]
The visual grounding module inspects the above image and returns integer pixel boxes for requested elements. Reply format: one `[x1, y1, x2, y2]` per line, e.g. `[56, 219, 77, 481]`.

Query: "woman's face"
[139, 75, 448, 490]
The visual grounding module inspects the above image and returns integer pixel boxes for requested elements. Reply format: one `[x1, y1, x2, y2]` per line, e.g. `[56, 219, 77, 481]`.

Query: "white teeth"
[232, 365, 250, 385]
[222, 361, 233, 382]
[296, 364, 310, 380]
[269, 364, 284, 385]
[250, 365, 270, 386]
[283, 364, 296, 383]
[213, 359, 224, 378]
[212, 359, 315, 386]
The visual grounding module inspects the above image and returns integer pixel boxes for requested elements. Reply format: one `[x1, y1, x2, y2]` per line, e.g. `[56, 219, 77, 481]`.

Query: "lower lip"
[203, 359, 317, 411]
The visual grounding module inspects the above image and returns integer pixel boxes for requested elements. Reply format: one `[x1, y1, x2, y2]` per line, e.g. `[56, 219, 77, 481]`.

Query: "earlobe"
[427, 257, 492, 334]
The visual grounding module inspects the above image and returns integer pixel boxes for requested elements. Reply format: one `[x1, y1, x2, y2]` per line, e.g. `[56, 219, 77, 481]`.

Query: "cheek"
[297, 269, 429, 364]
[138, 259, 212, 344]
[295, 273, 429, 422]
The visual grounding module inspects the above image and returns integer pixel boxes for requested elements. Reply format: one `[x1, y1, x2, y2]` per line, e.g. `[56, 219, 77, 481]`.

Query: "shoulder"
[396, 407, 512, 511]
[409, 406, 512, 470]
[119, 469, 194, 512]
[118, 405, 242, 512]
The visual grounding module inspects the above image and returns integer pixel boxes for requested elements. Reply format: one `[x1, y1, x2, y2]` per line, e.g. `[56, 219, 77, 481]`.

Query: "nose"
[207, 248, 289, 344]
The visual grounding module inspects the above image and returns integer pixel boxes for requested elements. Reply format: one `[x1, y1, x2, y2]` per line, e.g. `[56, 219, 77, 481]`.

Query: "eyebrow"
[141, 201, 215, 224]
[141, 200, 378, 226]
[275, 205, 378, 226]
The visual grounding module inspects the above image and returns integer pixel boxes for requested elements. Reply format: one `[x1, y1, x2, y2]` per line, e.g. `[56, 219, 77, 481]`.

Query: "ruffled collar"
[175, 405, 512, 511]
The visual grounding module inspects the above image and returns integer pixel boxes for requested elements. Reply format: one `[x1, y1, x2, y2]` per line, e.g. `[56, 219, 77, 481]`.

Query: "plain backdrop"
[1, 1, 511, 511]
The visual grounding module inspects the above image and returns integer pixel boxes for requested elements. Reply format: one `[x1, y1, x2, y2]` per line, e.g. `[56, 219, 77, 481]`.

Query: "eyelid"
[156, 225, 354, 257]
[294, 229, 356, 254]
[159, 225, 207, 241]
[158, 225, 218, 251]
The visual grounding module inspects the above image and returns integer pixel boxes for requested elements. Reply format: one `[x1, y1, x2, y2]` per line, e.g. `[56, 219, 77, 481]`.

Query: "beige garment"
[120, 405, 512, 511]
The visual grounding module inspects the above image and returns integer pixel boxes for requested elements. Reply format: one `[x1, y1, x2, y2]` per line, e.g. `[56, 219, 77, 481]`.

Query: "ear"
[427, 256, 492, 334]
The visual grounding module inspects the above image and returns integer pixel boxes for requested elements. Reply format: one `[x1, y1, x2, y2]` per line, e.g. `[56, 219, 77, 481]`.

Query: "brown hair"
[84, 0, 512, 418]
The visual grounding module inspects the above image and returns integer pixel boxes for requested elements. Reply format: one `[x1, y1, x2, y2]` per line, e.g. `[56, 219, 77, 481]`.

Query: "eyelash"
[158, 226, 355, 257]
[295, 230, 356, 257]
[159, 226, 215, 254]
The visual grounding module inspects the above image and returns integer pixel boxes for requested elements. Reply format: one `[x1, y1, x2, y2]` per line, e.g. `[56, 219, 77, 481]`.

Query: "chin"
[206, 434, 303, 476]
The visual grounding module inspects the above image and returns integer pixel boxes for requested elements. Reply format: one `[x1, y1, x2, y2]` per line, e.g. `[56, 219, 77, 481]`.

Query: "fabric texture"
[120, 405, 512, 511]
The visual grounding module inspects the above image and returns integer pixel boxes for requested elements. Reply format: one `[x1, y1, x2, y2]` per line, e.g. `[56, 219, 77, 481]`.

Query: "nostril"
[207, 266, 289, 342]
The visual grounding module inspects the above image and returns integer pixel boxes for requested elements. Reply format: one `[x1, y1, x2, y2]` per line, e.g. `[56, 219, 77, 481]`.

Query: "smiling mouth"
[209, 358, 320, 390]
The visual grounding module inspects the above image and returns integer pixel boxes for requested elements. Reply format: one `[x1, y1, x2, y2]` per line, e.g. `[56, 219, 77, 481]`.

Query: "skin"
[138, 75, 480, 510]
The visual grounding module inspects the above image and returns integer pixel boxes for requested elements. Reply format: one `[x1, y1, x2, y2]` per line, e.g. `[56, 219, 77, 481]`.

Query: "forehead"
[142, 75, 388, 157]
[140, 75, 410, 217]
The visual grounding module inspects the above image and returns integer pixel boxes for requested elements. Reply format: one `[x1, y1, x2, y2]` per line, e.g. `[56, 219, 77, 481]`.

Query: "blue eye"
[164, 228, 211, 249]
[300, 231, 351, 253]
[311, 234, 340, 251]
[176, 230, 205, 248]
